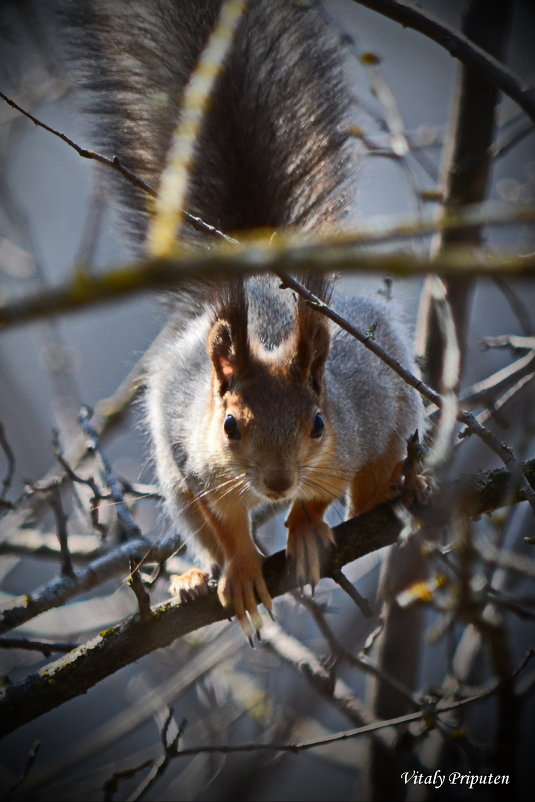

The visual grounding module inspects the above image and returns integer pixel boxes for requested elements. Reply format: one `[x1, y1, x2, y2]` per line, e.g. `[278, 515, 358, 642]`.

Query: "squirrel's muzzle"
[262, 468, 296, 498]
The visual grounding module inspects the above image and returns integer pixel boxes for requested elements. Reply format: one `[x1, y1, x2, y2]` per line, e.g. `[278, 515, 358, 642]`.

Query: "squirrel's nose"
[263, 468, 295, 496]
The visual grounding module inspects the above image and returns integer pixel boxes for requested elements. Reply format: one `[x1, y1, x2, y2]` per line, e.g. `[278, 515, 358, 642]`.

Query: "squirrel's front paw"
[169, 567, 210, 602]
[286, 517, 335, 593]
[217, 553, 273, 644]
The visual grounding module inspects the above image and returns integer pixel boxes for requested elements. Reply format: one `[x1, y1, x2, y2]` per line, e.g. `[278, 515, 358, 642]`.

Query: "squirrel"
[60, 0, 425, 638]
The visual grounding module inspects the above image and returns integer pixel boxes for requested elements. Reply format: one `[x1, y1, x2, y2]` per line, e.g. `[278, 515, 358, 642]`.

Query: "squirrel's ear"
[291, 302, 330, 395]
[208, 319, 249, 395]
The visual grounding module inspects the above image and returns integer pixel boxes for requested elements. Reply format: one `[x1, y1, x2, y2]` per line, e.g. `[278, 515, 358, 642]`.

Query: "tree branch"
[1, 232, 534, 330]
[1, 458, 534, 738]
[352, 0, 535, 123]
[0, 91, 232, 245]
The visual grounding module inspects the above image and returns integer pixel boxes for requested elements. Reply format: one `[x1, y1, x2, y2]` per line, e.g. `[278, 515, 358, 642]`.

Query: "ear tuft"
[207, 279, 250, 396]
[208, 316, 250, 395]
[290, 298, 330, 395]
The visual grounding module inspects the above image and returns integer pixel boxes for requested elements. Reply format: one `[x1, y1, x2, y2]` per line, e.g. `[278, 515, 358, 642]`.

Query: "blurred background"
[1, 1, 534, 799]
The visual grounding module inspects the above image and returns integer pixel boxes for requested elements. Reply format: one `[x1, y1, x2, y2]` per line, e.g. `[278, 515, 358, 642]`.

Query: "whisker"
[173, 473, 249, 517]
[298, 471, 348, 495]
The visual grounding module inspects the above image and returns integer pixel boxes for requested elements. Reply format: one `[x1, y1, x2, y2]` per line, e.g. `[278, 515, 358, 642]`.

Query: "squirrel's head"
[207, 293, 332, 503]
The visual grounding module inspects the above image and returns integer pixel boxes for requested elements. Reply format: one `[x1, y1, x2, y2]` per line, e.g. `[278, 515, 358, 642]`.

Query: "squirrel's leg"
[197, 493, 273, 639]
[349, 435, 405, 516]
[168, 487, 219, 602]
[169, 489, 272, 638]
[285, 499, 336, 591]
[350, 432, 434, 515]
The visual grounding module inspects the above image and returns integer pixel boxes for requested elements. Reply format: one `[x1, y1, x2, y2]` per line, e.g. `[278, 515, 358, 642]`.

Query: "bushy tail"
[59, 0, 355, 245]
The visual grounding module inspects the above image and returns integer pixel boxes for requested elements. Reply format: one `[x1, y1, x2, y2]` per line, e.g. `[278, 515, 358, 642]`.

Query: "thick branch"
[0, 458, 534, 738]
[1, 239, 534, 331]
[424, 0, 513, 387]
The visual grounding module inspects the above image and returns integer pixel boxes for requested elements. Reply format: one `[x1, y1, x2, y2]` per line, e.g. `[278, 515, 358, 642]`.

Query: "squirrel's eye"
[224, 414, 241, 440]
[311, 412, 325, 439]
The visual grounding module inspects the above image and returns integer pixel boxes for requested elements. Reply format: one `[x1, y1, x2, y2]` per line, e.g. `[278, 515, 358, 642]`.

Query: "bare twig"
[49, 487, 75, 579]
[127, 557, 152, 622]
[0, 637, 78, 656]
[481, 334, 535, 352]
[0, 325, 170, 549]
[259, 619, 392, 745]
[4, 740, 40, 802]
[1, 206, 535, 329]
[0, 530, 104, 562]
[0, 419, 15, 500]
[0, 531, 155, 635]
[79, 407, 141, 541]
[15, 662, 530, 767]
[425, 276, 460, 468]
[51, 429, 107, 538]
[329, 568, 373, 618]
[0, 91, 231, 245]
[297, 595, 417, 708]
[475, 373, 534, 429]
[458, 350, 535, 410]
[420, 0, 513, 391]
[351, 0, 535, 123]
[147, 0, 247, 256]
[1, 458, 534, 737]
[128, 712, 187, 801]
[492, 276, 534, 335]
[491, 117, 535, 161]
[102, 759, 154, 802]
[458, 410, 535, 514]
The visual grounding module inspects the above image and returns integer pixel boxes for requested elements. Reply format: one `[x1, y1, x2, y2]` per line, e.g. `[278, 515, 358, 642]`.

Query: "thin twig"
[296, 594, 417, 708]
[0, 90, 232, 245]
[329, 568, 373, 618]
[128, 713, 187, 801]
[41, 661, 530, 765]
[259, 619, 392, 744]
[0, 419, 15, 500]
[458, 410, 535, 514]
[493, 276, 534, 336]
[127, 557, 152, 622]
[102, 760, 154, 802]
[0, 637, 78, 656]
[51, 428, 107, 538]
[351, 0, 535, 123]
[0, 325, 167, 547]
[49, 487, 75, 579]
[425, 276, 460, 468]
[79, 407, 141, 541]
[458, 350, 535, 410]
[4, 740, 41, 802]
[491, 117, 535, 161]
[482, 334, 535, 352]
[475, 373, 534, 429]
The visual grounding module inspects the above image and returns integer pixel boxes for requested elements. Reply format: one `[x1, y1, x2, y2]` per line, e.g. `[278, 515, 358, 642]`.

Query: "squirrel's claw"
[286, 518, 334, 592]
[169, 568, 210, 602]
[217, 552, 273, 643]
